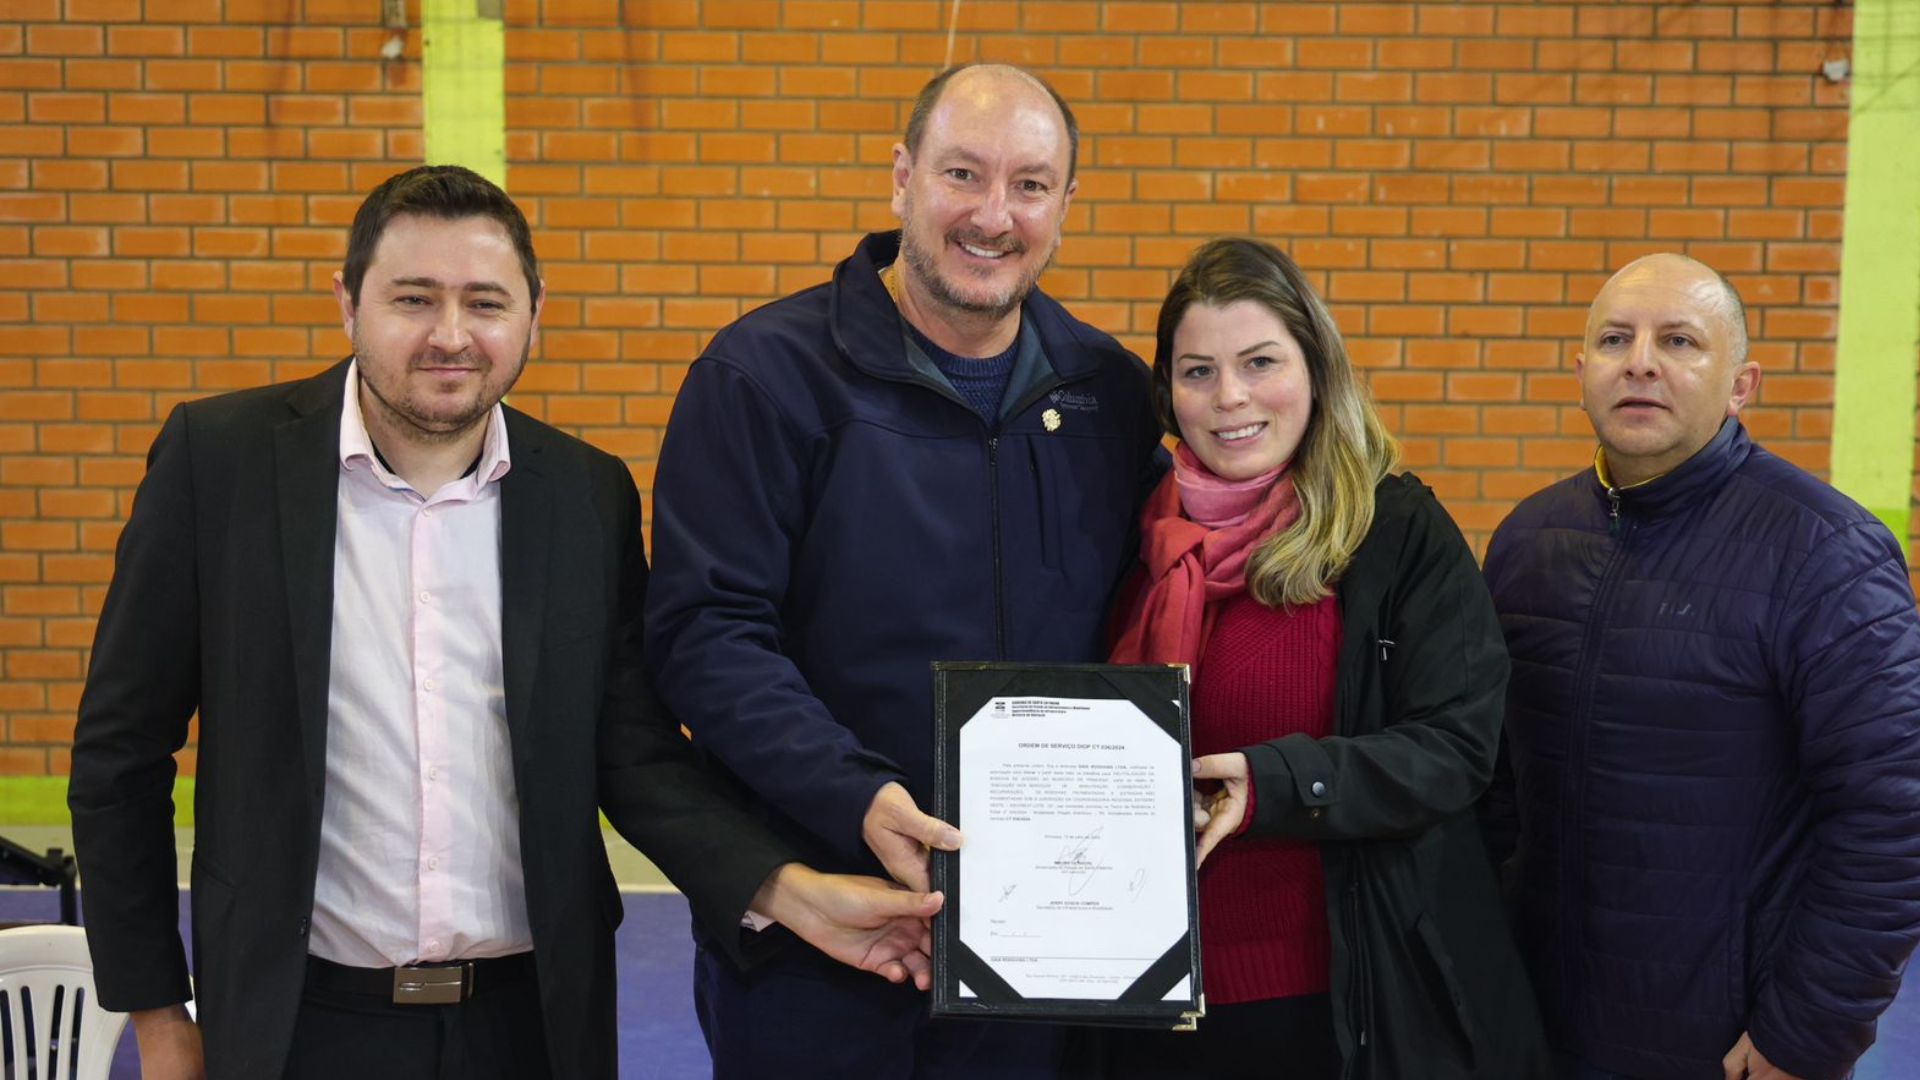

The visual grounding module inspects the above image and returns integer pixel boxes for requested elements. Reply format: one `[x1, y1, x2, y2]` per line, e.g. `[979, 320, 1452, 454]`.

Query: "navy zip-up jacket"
[1483, 420, 1920, 1080]
[645, 231, 1163, 871]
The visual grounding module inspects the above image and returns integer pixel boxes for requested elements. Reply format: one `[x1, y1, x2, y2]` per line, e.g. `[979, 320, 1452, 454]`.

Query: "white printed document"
[930, 663, 1202, 1029]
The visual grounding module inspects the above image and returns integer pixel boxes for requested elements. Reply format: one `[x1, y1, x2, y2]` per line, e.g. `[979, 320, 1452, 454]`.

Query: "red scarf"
[1109, 445, 1301, 673]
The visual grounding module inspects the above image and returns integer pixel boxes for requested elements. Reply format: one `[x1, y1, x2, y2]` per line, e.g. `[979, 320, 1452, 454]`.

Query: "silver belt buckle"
[392, 962, 470, 1005]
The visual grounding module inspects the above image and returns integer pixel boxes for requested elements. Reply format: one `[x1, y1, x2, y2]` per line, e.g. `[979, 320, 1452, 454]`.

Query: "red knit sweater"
[1193, 590, 1342, 1005]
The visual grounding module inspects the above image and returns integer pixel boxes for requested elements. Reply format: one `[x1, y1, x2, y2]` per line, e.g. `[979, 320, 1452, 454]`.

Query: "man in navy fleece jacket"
[644, 64, 1163, 1079]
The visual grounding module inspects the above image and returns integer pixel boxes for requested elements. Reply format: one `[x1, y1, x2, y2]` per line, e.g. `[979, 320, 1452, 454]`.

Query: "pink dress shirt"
[308, 361, 530, 968]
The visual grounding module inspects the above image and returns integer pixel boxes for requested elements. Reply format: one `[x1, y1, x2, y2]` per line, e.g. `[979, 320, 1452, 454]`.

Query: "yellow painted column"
[1829, 0, 1920, 549]
[421, 0, 508, 187]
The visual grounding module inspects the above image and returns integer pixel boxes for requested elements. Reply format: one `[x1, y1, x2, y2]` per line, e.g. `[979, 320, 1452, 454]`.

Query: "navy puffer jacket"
[1483, 420, 1920, 1080]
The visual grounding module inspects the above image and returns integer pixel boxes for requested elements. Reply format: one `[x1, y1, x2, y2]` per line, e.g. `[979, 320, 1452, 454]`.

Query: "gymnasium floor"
[0, 881, 1910, 1078]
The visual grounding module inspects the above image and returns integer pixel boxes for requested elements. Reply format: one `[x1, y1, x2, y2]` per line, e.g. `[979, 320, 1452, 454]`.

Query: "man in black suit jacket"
[67, 166, 940, 1080]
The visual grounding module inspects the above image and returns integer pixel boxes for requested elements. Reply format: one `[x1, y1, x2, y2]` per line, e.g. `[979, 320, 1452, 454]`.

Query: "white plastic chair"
[0, 925, 128, 1080]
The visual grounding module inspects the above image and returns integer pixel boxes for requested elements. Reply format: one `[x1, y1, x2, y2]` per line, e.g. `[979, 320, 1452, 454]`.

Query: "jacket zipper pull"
[1377, 639, 1394, 662]
[1607, 487, 1622, 538]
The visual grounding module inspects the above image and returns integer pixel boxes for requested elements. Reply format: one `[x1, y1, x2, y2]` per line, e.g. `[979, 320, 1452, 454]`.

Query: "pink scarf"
[1108, 444, 1301, 672]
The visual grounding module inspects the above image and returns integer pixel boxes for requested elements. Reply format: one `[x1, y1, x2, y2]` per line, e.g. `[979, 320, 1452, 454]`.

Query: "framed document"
[929, 662, 1203, 1029]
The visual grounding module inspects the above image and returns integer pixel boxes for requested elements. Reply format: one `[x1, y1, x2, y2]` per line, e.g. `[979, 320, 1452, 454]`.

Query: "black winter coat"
[1241, 474, 1553, 1080]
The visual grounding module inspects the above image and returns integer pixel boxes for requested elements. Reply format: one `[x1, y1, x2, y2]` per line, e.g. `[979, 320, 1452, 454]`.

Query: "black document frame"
[929, 661, 1203, 1029]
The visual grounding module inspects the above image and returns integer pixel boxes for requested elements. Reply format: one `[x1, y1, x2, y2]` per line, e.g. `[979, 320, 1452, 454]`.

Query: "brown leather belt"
[305, 952, 535, 1005]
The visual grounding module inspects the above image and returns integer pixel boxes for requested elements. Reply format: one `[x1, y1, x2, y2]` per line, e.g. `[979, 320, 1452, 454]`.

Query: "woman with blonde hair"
[1104, 238, 1549, 1079]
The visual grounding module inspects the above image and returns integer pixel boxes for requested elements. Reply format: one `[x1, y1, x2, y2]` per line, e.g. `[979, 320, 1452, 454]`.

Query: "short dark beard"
[352, 338, 526, 447]
[902, 234, 1033, 322]
[358, 372, 486, 446]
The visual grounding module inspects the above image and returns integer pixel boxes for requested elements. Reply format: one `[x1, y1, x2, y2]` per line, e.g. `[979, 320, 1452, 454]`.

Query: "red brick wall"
[0, 1, 1857, 773]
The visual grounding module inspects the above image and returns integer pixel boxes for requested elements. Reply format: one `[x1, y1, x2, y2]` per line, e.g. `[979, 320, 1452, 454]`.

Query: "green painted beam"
[1830, 0, 1920, 553]
[421, 0, 507, 187]
[0, 776, 194, 827]
[0, 777, 619, 846]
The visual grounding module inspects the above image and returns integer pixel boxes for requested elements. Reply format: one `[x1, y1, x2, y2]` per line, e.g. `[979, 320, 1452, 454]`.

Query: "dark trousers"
[282, 964, 552, 1080]
[1101, 994, 1340, 1080]
[694, 941, 1069, 1080]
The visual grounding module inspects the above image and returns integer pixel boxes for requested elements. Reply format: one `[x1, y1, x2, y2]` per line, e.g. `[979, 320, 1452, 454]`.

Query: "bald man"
[1482, 254, 1920, 1080]
[643, 64, 1162, 1078]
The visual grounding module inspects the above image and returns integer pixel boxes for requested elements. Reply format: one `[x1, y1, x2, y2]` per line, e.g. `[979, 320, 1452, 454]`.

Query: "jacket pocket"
[1409, 911, 1478, 1067]
[1727, 908, 1748, 1028]
[1733, 895, 1786, 1027]
[190, 851, 236, 894]
[1025, 438, 1062, 569]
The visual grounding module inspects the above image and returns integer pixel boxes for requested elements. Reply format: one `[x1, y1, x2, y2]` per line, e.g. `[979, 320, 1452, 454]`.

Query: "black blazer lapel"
[276, 363, 348, 804]
[499, 411, 551, 775]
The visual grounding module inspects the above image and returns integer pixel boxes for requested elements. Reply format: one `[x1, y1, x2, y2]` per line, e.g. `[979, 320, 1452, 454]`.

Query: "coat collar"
[497, 407, 550, 773]
[1585, 418, 1751, 520]
[276, 360, 350, 803]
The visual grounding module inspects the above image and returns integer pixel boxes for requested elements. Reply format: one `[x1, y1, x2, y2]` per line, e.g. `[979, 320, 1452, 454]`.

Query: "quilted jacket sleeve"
[1750, 521, 1920, 1080]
